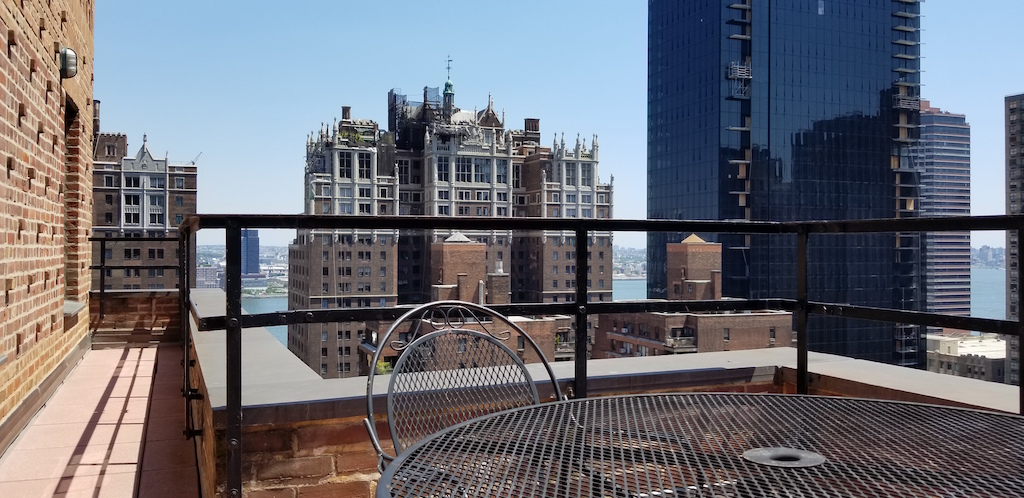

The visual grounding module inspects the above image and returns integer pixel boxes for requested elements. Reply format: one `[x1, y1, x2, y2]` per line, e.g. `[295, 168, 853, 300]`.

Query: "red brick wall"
[0, 0, 94, 427]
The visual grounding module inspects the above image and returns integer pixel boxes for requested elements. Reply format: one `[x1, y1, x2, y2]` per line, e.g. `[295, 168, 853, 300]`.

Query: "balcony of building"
[2, 214, 1024, 497]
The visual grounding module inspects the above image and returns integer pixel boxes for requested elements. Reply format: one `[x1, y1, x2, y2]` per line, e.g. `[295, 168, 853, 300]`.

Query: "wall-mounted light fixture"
[59, 45, 77, 79]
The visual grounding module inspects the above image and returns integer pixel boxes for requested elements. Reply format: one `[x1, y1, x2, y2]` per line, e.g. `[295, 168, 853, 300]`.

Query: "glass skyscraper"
[648, 0, 922, 364]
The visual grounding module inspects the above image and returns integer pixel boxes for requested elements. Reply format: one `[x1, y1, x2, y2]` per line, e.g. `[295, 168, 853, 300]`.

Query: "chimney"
[342, 106, 351, 120]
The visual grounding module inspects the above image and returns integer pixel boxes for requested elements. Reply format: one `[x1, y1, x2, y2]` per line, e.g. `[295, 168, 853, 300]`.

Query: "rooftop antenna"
[191, 152, 202, 165]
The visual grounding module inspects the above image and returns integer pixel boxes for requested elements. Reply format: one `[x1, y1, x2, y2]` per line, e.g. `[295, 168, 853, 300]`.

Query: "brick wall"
[0, 0, 94, 433]
[88, 290, 182, 346]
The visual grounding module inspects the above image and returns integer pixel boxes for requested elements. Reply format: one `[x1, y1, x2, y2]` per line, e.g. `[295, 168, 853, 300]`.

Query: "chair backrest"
[364, 301, 561, 468]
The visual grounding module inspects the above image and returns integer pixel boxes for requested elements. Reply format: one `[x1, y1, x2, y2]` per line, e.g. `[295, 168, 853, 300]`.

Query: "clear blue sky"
[95, 1, 1008, 248]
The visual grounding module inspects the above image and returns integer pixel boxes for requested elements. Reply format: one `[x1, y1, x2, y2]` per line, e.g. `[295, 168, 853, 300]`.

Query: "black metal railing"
[88, 235, 182, 319]
[177, 213, 1024, 497]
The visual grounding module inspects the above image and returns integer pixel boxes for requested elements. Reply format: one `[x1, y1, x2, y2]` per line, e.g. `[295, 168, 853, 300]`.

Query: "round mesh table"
[377, 393, 1024, 497]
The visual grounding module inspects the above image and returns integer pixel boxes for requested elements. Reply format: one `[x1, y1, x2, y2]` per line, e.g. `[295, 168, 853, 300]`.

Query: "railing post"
[574, 224, 589, 398]
[796, 227, 809, 395]
[98, 239, 106, 319]
[225, 222, 244, 496]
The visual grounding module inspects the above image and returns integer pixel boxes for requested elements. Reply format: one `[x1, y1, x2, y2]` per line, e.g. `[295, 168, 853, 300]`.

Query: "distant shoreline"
[613, 276, 646, 281]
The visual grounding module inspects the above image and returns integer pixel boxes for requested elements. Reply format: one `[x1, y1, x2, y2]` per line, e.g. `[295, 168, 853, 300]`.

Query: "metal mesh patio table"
[377, 393, 1024, 497]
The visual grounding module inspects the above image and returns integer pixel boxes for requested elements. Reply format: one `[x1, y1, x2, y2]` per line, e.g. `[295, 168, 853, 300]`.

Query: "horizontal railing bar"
[88, 236, 180, 242]
[198, 299, 795, 331]
[89, 264, 181, 270]
[807, 302, 1018, 336]
[181, 214, 1024, 234]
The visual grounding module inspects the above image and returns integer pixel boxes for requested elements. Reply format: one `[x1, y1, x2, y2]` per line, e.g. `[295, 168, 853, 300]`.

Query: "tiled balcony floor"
[0, 346, 199, 497]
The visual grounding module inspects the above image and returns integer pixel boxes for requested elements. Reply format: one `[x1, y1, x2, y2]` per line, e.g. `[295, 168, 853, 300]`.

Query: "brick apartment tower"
[91, 133, 197, 291]
[597, 236, 791, 359]
[0, 0, 95, 453]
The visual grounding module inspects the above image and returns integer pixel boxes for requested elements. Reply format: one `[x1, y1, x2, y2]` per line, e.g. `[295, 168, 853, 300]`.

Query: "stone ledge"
[188, 289, 1021, 432]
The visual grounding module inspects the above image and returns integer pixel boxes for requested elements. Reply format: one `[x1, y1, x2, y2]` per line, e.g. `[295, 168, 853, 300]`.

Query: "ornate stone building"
[289, 80, 614, 377]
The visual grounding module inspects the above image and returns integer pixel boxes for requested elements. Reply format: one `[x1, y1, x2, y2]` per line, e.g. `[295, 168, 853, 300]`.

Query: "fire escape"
[891, 0, 923, 367]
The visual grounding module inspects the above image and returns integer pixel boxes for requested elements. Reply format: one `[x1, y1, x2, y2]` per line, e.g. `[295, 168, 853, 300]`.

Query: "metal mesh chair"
[364, 300, 562, 471]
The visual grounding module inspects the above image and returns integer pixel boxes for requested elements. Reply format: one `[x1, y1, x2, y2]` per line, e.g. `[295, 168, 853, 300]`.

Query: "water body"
[240, 296, 288, 346]
[242, 268, 1005, 348]
[613, 269, 1006, 321]
[613, 279, 647, 301]
[972, 267, 1005, 321]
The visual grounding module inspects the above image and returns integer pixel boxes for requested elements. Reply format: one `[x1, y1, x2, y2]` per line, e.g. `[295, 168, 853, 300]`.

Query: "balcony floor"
[0, 346, 199, 497]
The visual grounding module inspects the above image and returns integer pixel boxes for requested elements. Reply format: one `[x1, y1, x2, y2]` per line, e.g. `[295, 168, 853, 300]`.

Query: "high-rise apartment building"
[914, 101, 971, 332]
[647, 0, 923, 365]
[1005, 93, 1024, 385]
[289, 82, 613, 378]
[92, 134, 197, 290]
[241, 229, 260, 275]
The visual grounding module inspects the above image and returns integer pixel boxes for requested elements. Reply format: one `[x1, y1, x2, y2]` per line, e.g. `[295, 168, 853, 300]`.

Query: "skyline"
[95, 1, 1012, 248]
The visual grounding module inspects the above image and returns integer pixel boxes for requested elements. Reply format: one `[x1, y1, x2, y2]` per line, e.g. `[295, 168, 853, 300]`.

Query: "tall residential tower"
[914, 101, 971, 332]
[647, 0, 922, 365]
[1006, 93, 1024, 385]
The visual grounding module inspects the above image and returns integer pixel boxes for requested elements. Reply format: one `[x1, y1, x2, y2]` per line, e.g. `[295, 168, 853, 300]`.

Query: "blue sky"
[95, 1, 1009, 248]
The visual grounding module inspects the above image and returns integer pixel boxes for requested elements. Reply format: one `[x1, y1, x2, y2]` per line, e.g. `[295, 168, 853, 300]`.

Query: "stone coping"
[188, 289, 1021, 427]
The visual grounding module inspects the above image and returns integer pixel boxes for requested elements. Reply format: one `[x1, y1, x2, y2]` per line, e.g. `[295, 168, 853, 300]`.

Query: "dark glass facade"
[648, 0, 922, 364]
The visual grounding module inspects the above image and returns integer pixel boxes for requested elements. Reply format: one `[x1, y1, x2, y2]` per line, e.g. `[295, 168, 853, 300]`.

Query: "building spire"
[446, 54, 452, 80]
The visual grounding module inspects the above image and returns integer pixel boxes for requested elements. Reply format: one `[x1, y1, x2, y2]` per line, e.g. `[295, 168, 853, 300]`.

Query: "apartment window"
[358, 152, 371, 179]
[104, 175, 114, 187]
[473, 158, 491, 183]
[723, 328, 730, 341]
[553, 252, 558, 261]
[175, 177, 185, 189]
[552, 266, 558, 275]
[151, 176, 165, 188]
[104, 212, 112, 223]
[149, 213, 165, 224]
[175, 214, 184, 224]
[125, 194, 140, 205]
[358, 187, 371, 198]
[380, 266, 387, 277]
[565, 164, 577, 186]
[770, 327, 776, 339]
[339, 152, 352, 178]
[124, 248, 140, 260]
[359, 203, 371, 214]
[320, 364, 327, 375]
[456, 157, 473, 182]
[437, 156, 450, 181]
[581, 163, 593, 186]
[174, 196, 183, 207]
[398, 159, 410, 184]
[125, 176, 140, 188]
[495, 160, 508, 184]
[552, 280, 558, 288]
